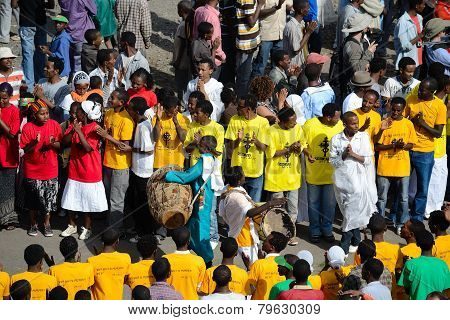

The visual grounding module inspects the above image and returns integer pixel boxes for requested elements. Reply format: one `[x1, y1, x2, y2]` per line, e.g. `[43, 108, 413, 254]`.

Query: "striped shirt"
[236, 0, 261, 51]
[0, 68, 25, 106]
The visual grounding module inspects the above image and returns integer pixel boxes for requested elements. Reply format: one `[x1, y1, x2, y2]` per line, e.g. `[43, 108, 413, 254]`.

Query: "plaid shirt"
[348, 264, 393, 291]
[115, 0, 152, 50]
[149, 282, 183, 300]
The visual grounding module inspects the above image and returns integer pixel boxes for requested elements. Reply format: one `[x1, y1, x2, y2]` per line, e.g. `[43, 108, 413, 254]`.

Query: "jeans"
[235, 49, 254, 98]
[243, 175, 263, 202]
[70, 41, 83, 73]
[307, 183, 336, 237]
[19, 26, 46, 88]
[377, 175, 410, 227]
[219, 35, 236, 85]
[0, 0, 19, 43]
[308, 27, 322, 54]
[410, 151, 434, 221]
[269, 189, 299, 236]
[251, 40, 283, 78]
[103, 167, 130, 230]
[340, 228, 361, 254]
[210, 196, 219, 242]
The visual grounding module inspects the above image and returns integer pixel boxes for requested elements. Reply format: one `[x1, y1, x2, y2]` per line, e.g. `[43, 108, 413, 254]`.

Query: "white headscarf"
[297, 250, 314, 272]
[72, 71, 90, 90]
[285, 94, 306, 125]
[81, 100, 102, 121]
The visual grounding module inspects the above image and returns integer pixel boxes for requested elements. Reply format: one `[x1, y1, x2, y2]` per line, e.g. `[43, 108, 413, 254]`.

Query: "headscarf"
[0, 82, 13, 96]
[81, 100, 102, 121]
[28, 99, 47, 115]
[71, 71, 91, 102]
[327, 246, 346, 269]
[296, 250, 314, 273]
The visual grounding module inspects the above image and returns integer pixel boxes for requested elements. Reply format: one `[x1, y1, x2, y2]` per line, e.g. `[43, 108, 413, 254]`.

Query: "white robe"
[330, 131, 377, 232]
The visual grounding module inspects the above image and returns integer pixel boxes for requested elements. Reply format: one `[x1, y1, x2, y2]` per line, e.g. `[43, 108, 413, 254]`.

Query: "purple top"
[59, 0, 97, 42]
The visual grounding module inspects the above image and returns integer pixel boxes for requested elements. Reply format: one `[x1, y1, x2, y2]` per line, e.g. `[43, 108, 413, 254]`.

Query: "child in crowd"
[11, 244, 57, 300]
[319, 246, 353, 300]
[219, 86, 237, 126]
[81, 29, 103, 75]
[87, 229, 131, 300]
[89, 76, 104, 96]
[127, 68, 157, 108]
[126, 235, 157, 290]
[60, 71, 91, 120]
[131, 286, 150, 300]
[10, 280, 31, 300]
[360, 258, 392, 300]
[183, 90, 205, 122]
[149, 258, 183, 300]
[429, 210, 450, 267]
[20, 100, 62, 237]
[268, 254, 299, 299]
[48, 286, 68, 300]
[191, 22, 221, 77]
[60, 101, 107, 240]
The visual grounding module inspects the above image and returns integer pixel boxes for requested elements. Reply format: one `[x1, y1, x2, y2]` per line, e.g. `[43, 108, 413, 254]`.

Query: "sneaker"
[44, 225, 53, 237]
[28, 225, 38, 236]
[288, 238, 299, 246]
[61, 225, 77, 237]
[349, 245, 358, 253]
[79, 227, 91, 240]
[129, 235, 140, 243]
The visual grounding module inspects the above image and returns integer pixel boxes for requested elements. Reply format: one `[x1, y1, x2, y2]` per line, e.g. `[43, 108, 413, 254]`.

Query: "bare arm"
[0, 118, 14, 138]
[245, 0, 266, 28]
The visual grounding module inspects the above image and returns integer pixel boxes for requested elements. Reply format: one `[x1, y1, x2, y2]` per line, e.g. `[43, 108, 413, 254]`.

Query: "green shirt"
[398, 256, 450, 300]
[268, 279, 313, 300]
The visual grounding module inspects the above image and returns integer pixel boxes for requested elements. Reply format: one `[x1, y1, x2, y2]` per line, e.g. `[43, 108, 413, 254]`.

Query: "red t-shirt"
[127, 87, 157, 108]
[277, 288, 325, 300]
[0, 104, 20, 168]
[410, 14, 423, 65]
[65, 122, 102, 183]
[20, 120, 62, 180]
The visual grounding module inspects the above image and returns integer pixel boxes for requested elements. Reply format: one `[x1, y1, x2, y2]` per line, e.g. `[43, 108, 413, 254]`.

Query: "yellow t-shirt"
[264, 123, 306, 192]
[125, 259, 155, 290]
[377, 118, 417, 177]
[48, 262, 95, 300]
[320, 266, 353, 300]
[11, 271, 57, 300]
[200, 264, 250, 295]
[225, 115, 270, 178]
[184, 120, 225, 167]
[355, 108, 381, 147]
[354, 242, 403, 273]
[302, 118, 344, 185]
[400, 243, 421, 261]
[434, 125, 447, 158]
[0, 271, 10, 299]
[236, 218, 254, 247]
[405, 95, 447, 152]
[103, 108, 134, 169]
[308, 274, 322, 290]
[248, 255, 285, 300]
[87, 252, 131, 300]
[432, 234, 450, 268]
[152, 113, 190, 169]
[164, 252, 206, 300]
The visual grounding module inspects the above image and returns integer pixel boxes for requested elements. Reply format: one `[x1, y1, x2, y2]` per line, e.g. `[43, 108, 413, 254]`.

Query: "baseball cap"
[52, 15, 69, 24]
[306, 53, 330, 65]
[275, 256, 293, 271]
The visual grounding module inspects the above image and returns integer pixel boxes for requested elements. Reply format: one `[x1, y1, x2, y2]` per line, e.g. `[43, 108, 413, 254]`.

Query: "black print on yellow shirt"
[319, 137, 330, 158]
[163, 131, 171, 146]
[279, 143, 292, 168]
[242, 133, 253, 153]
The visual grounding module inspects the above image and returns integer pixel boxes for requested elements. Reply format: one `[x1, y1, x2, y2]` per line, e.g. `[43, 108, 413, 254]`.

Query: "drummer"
[218, 166, 287, 268]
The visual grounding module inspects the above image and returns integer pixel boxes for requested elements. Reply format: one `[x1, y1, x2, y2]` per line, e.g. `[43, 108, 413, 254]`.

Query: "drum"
[253, 207, 295, 241]
[146, 165, 193, 229]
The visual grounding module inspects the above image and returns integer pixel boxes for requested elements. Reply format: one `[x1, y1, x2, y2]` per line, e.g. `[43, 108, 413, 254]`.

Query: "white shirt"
[201, 292, 246, 300]
[131, 119, 155, 178]
[361, 281, 392, 300]
[381, 76, 420, 99]
[342, 92, 363, 113]
[183, 77, 224, 122]
[89, 67, 124, 97]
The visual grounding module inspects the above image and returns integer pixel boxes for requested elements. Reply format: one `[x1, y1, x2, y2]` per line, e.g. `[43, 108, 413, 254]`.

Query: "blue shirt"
[425, 45, 450, 76]
[49, 30, 72, 77]
[300, 83, 336, 120]
[304, 0, 318, 22]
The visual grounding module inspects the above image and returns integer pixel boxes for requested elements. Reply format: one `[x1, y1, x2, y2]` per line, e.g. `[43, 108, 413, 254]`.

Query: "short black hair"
[48, 56, 64, 74]
[293, 0, 309, 11]
[224, 166, 245, 187]
[220, 87, 236, 105]
[278, 106, 296, 123]
[212, 265, 232, 287]
[196, 99, 214, 117]
[305, 63, 322, 81]
[84, 29, 100, 44]
[163, 95, 179, 110]
[129, 97, 149, 115]
[241, 94, 257, 111]
[130, 68, 154, 89]
[428, 62, 445, 80]
[60, 236, 78, 261]
[363, 258, 384, 280]
[293, 259, 311, 282]
[74, 290, 92, 300]
[429, 210, 450, 232]
[152, 257, 171, 281]
[101, 229, 119, 246]
[10, 280, 31, 300]
[408, 0, 424, 10]
[87, 92, 104, 106]
[132, 285, 151, 300]
[390, 96, 406, 108]
[342, 111, 358, 124]
[136, 234, 158, 258]
[284, 254, 300, 268]
[368, 214, 386, 235]
[342, 274, 362, 291]
[96, 49, 114, 65]
[421, 77, 439, 92]
[398, 57, 416, 70]
[198, 21, 213, 38]
[114, 88, 130, 105]
[89, 75, 102, 89]
[357, 239, 376, 262]
[220, 237, 238, 259]
[155, 87, 175, 102]
[178, 0, 192, 13]
[416, 229, 435, 251]
[172, 226, 190, 248]
[121, 31, 136, 47]
[189, 90, 206, 102]
[200, 135, 218, 153]
[48, 286, 68, 300]
[198, 58, 214, 70]
[322, 103, 340, 118]
[369, 57, 387, 73]
[364, 89, 380, 101]
[409, 220, 426, 237]
[268, 231, 288, 253]
[272, 50, 288, 66]
[24, 244, 45, 266]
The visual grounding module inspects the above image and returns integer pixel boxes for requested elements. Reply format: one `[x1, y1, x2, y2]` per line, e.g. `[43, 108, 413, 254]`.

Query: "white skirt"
[61, 179, 108, 212]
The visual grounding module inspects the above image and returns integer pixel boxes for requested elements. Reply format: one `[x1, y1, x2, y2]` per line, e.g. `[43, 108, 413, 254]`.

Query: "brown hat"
[350, 71, 375, 87]
[424, 18, 450, 40]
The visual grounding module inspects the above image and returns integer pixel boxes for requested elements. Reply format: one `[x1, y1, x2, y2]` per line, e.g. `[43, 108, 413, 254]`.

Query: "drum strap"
[189, 172, 213, 208]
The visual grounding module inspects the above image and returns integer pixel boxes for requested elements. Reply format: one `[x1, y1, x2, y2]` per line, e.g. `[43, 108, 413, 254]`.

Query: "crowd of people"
[0, 0, 450, 300]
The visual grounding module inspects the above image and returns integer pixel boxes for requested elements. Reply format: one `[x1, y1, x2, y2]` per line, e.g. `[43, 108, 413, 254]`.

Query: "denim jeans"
[0, 0, 19, 43]
[307, 183, 336, 237]
[235, 49, 254, 98]
[103, 167, 130, 230]
[340, 228, 361, 254]
[210, 196, 219, 242]
[269, 189, 299, 236]
[243, 175, 263, 202]
[377, 175, 410, 227]
[251, 40, 283, 78]
[19, 26, 46, 88]
[410, 151, 434, 221]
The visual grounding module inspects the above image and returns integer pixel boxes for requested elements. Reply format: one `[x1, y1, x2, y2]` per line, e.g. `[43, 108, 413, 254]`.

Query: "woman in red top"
[0, 82, 20, 230]
[60, 100, 107, 240]
[20, 100, 62, 237]
[127, 68, 157, 108]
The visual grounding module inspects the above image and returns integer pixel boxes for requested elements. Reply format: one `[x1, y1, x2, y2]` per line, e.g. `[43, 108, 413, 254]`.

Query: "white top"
[380, 76, 420, 99]
[183, 77, 224, 122]
[89, 67, 125, 98]
[361, 281, 392, 300]
[131, 119, 155, 178]
[342, 92, 362, 113]
[201, 292, 246, 300]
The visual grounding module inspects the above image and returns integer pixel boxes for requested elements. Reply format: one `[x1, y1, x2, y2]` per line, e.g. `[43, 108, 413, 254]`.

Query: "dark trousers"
[308, 27, 322, 54]
[219, 35, 236, 85]
[340, 228, 361, 254]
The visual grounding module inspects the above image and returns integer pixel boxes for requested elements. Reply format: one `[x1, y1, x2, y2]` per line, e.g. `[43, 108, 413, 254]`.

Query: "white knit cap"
[327, 246, 346, 269]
